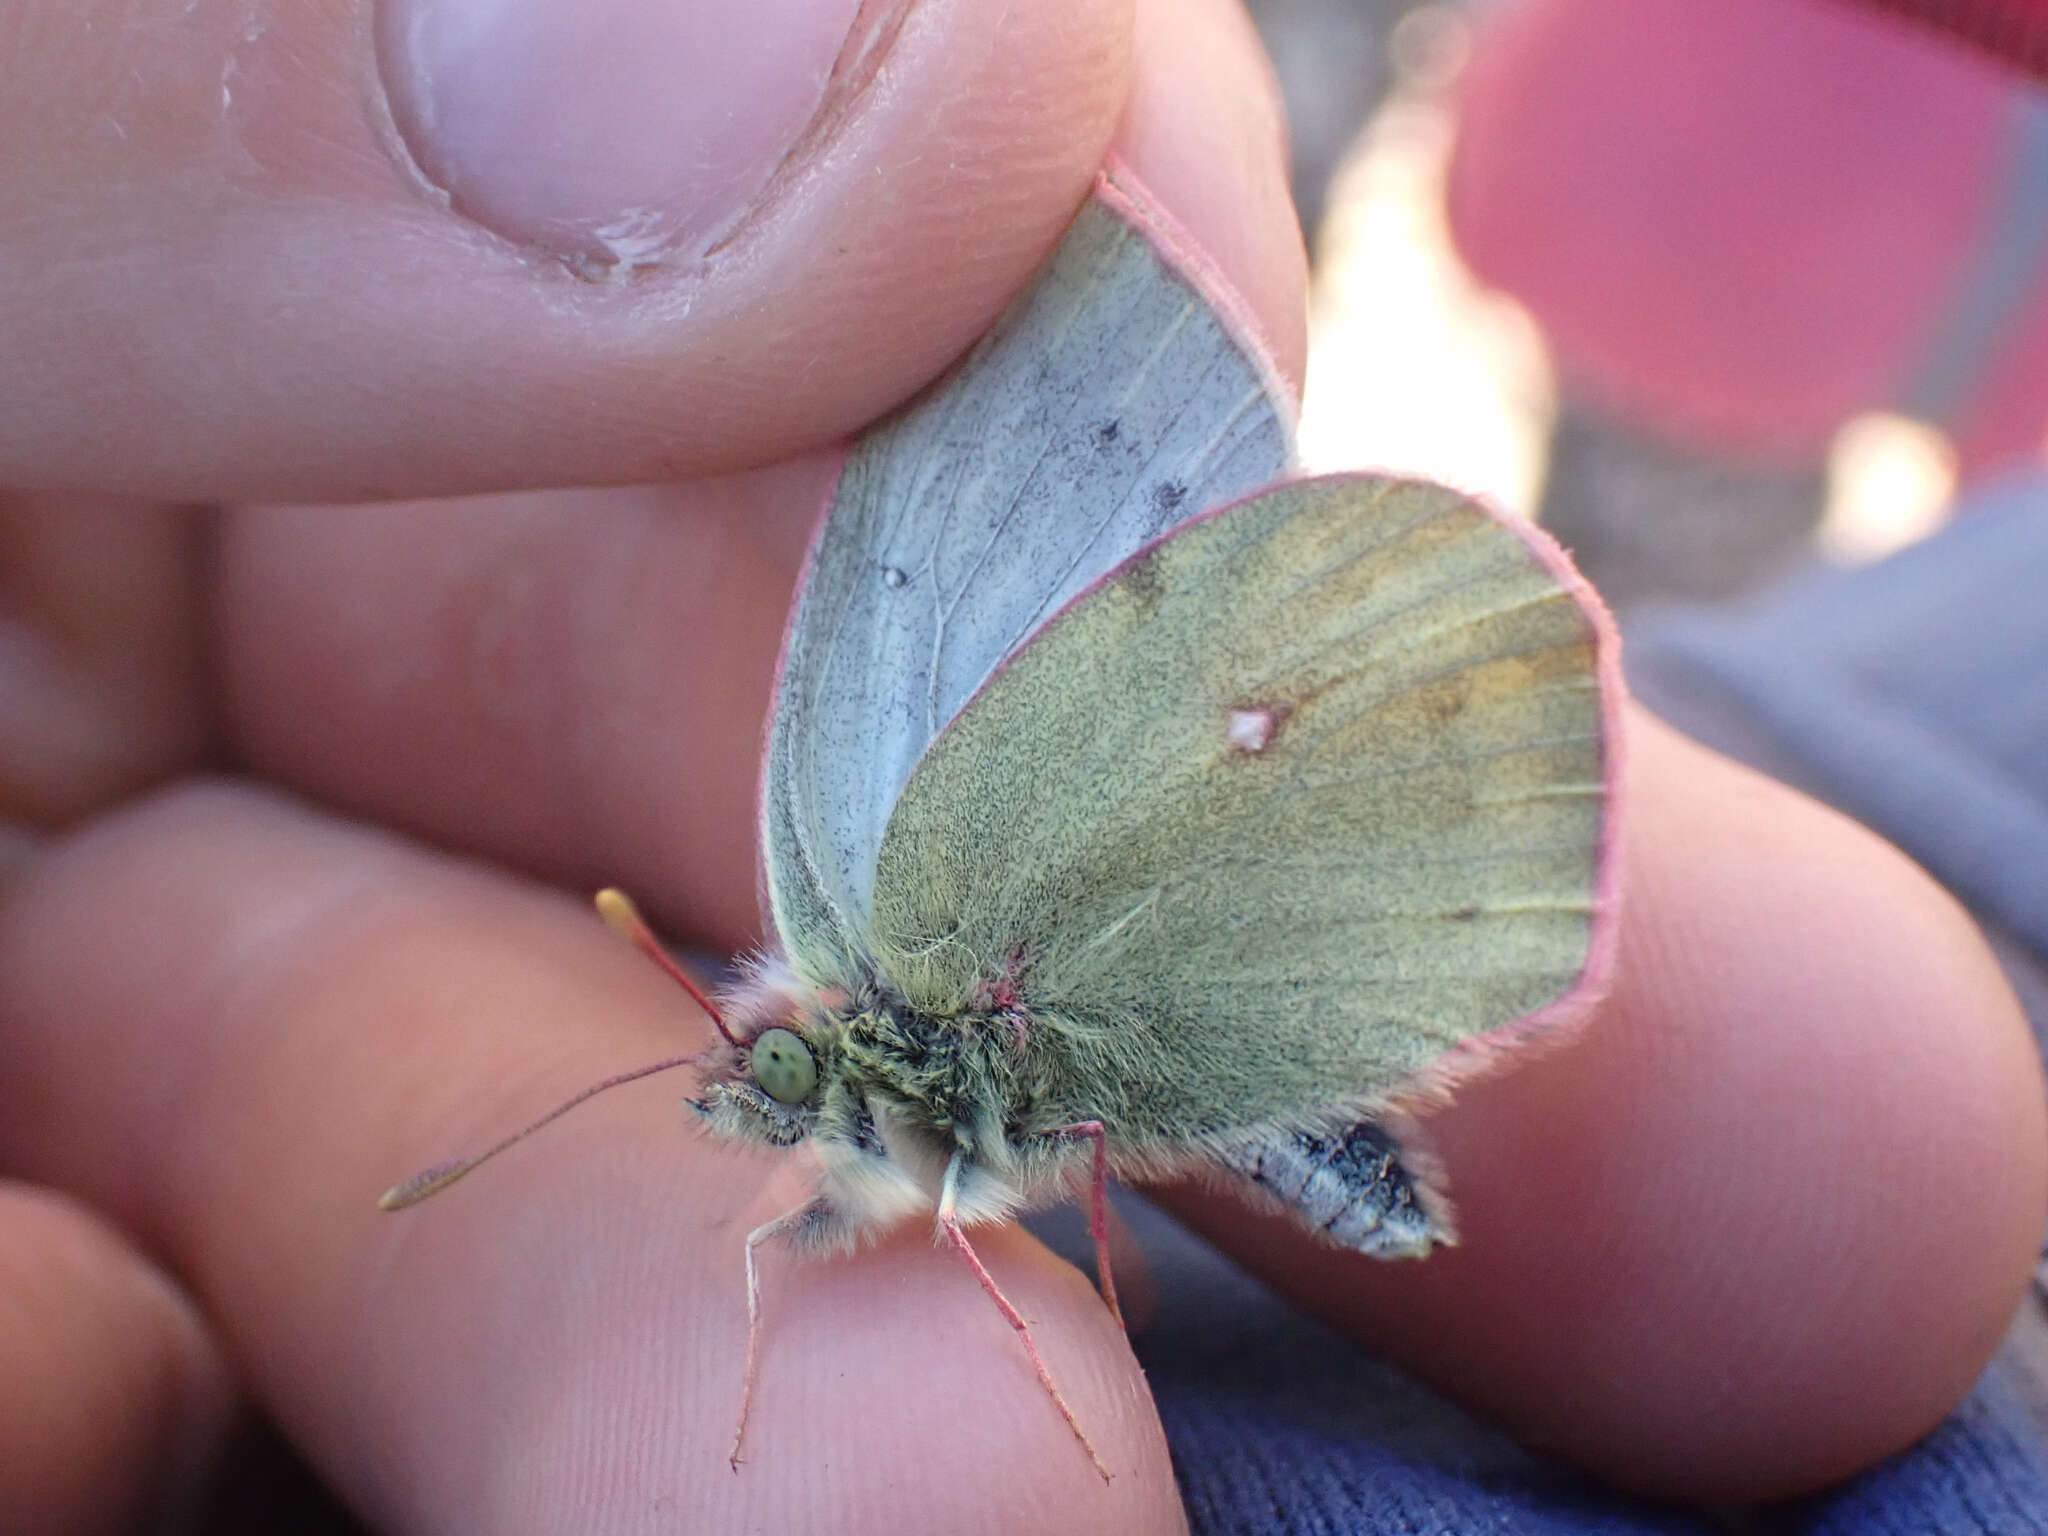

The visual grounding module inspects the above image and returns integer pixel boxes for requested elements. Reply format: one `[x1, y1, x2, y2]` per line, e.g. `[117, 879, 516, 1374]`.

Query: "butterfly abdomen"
[1221, 1120, 1446, 1258]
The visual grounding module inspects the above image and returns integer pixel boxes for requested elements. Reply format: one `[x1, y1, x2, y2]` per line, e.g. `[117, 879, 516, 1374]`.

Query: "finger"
[0, 500, 214, 829]
[0, 1182, 236, 1535]
[0, 784, 1185, 1530]
[1159, 709, 2048, 1501]
[216, 486, 812, 953]
[5, 0, 1130, 501]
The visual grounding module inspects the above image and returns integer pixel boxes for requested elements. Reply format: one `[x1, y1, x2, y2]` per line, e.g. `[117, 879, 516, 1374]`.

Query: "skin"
[0, 0, 2042, 1530]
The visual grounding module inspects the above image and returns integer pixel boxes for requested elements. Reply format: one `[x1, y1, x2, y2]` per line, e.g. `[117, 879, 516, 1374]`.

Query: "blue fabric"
[1629, 473, 2048, 960]
[1086, 474, 2048, 1533]
[1071, 1191, 1723, 1534]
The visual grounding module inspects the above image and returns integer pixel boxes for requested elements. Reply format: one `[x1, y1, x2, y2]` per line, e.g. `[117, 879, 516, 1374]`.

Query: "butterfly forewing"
[762, 174, 1294, 983]
[865, 476, 1617, 1149]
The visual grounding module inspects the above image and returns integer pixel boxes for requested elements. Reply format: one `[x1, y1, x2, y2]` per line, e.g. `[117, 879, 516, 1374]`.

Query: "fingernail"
[379, 0, 865, 274]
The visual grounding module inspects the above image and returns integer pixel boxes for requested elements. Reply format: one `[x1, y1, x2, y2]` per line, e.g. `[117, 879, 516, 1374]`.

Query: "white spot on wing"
[1228, 706, 1277, 753]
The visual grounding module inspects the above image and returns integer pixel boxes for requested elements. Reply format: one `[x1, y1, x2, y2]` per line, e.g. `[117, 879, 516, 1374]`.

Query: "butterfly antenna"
[377, 1051, 705, 1210]
[594, 887, 741, 1047]
[378, 889, 737, 1213]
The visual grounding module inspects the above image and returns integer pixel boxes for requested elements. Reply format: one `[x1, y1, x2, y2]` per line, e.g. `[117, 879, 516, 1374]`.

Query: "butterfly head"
[690, 1024, 828, 1148]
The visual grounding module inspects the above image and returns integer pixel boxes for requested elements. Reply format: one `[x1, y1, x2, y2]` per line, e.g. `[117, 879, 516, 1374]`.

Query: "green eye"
[751, 1028, 817, 1105]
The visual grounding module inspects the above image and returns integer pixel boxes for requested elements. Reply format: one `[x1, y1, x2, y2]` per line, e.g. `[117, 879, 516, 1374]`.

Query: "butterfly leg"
[1044, 1120, 1125, 1332]
[731, 1197, 837, 1471]
[937, 1151, 1112, 1482]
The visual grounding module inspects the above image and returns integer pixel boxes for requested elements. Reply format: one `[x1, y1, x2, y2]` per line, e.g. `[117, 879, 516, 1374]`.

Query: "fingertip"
[216, 492, 809, 953]
[749, 1224, 1183, 1526]
[1162, 711, 2045, 1500]
[1559, 713, 2047, 1494]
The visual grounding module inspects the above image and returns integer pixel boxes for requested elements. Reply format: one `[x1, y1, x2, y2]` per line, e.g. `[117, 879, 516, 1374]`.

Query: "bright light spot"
[1296, 7, 1555, 520]
[1818, 412, 1957, 564]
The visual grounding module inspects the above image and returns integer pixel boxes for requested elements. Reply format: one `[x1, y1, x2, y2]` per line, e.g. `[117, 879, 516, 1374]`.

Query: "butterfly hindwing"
[865, 475, 1620, 1153]
[761, 173, 1294, 987]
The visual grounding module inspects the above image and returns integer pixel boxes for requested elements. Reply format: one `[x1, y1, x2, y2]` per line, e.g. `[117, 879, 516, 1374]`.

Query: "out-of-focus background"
[1251, 0, 2048, 614]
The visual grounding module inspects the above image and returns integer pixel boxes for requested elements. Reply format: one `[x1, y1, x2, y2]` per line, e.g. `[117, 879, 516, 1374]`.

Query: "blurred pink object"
[1447, 0, 2048, 479]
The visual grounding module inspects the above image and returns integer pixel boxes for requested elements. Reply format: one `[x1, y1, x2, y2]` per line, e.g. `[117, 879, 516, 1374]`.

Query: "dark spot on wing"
[1152, 480, 1187, 514]
[1096, 419, 1121, 444]
[1450, 905, 1482, 922]
[1117, 546, 1165, 613]
[1413, 670, 1474, 725]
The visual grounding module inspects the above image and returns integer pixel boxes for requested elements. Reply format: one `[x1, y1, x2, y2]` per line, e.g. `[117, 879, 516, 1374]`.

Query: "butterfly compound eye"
[751, 1028, 818, 1105]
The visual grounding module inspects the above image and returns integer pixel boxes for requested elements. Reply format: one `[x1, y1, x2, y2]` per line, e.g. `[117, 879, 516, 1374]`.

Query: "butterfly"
[382, 162, 1625, 1482]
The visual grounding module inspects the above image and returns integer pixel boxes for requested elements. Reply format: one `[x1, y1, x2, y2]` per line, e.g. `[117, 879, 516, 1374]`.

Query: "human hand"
[2, 1, 2040, 1531]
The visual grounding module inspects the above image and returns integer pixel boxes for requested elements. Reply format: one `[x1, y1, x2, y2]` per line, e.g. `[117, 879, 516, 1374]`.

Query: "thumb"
[3, 0, 1130, 501]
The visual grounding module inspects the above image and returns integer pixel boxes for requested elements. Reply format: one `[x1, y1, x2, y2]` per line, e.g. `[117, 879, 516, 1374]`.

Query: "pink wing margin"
[1089, 163, 1301, 441]
[754, 435, 848, 939]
